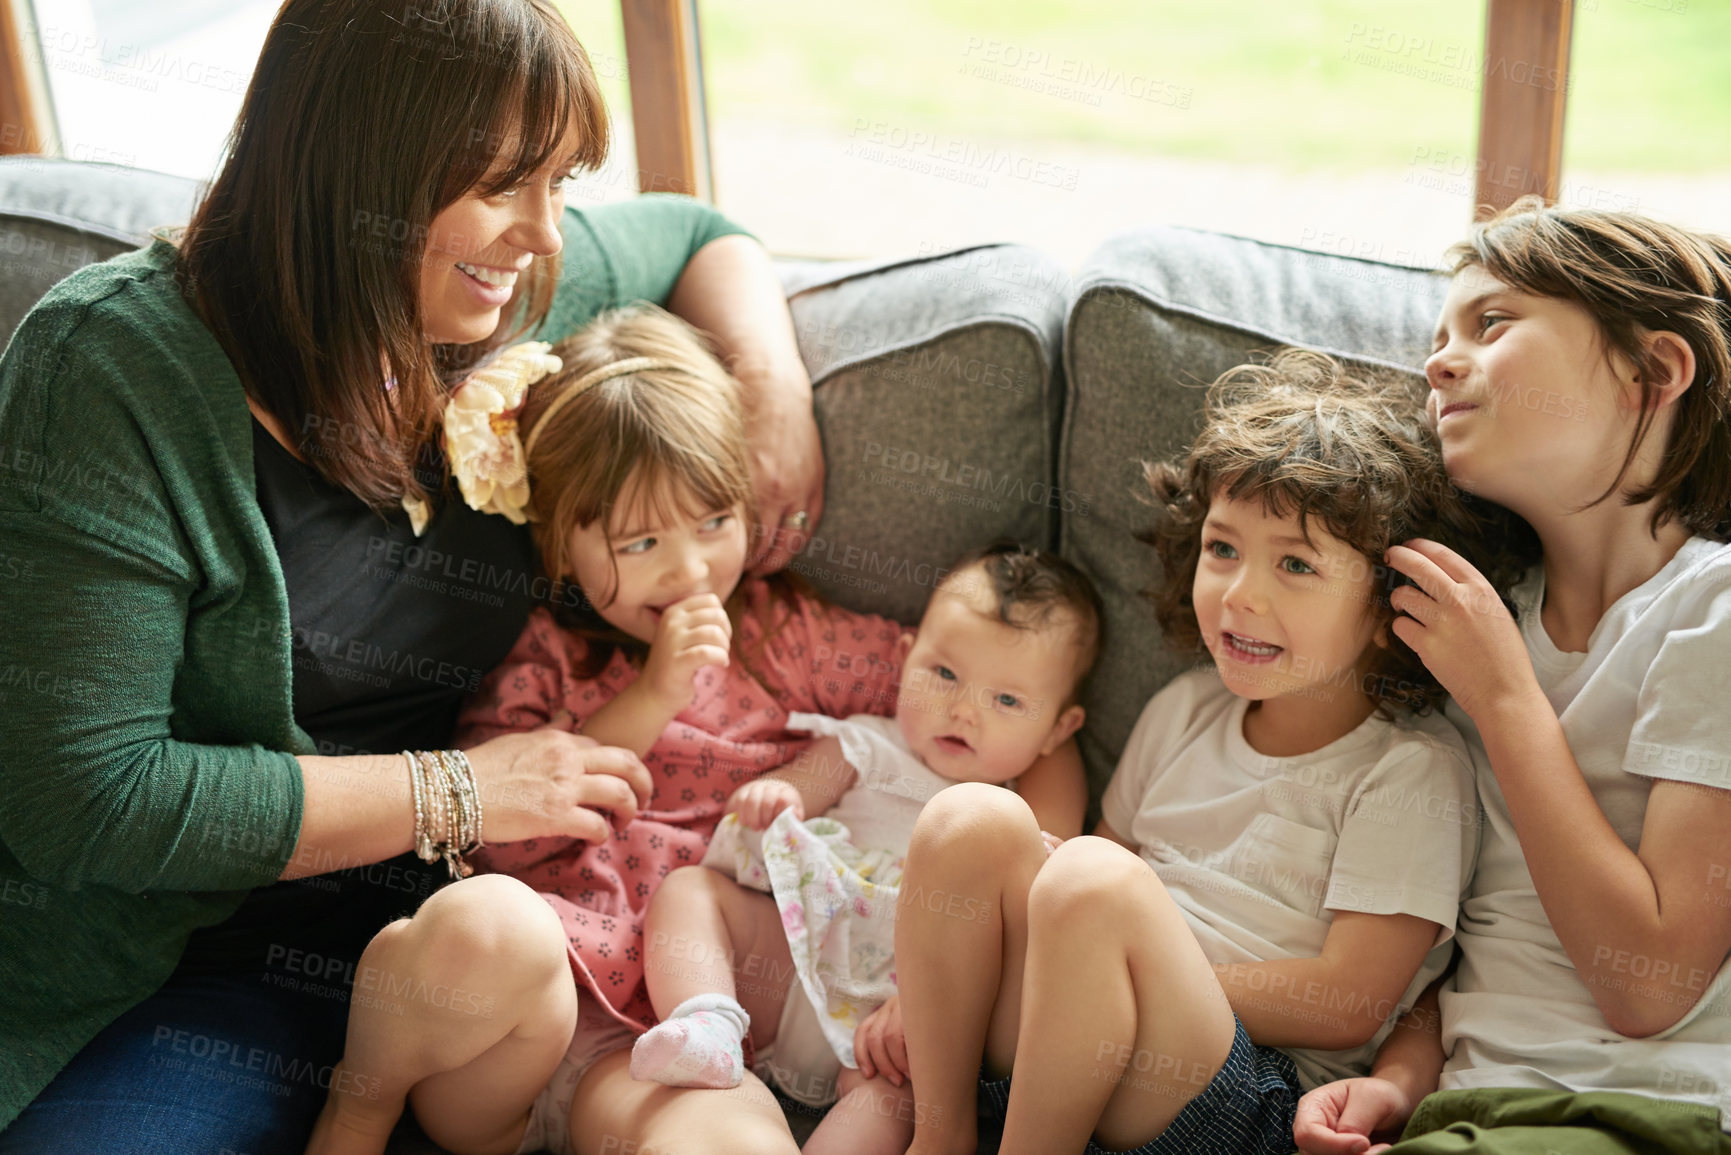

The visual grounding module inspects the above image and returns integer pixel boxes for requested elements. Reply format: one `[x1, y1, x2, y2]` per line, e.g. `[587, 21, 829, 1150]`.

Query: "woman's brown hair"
[1140, 348, 1535, 716]
[179, 0, 608, 512]
[1449, 195, 1731, 541]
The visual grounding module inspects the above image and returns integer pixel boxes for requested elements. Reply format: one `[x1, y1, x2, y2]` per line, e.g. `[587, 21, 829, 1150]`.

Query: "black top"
[250, 419, 544, 756]
[179, 422, 549, 970]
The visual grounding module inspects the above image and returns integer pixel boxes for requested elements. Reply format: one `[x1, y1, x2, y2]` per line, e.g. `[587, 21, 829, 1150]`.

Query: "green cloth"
[1380, 1088, 1731, 1154]
[0, 193, 749, 1126]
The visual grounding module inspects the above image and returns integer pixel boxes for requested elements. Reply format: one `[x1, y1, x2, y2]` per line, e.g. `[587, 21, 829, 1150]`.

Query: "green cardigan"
[0, 194, 749, 1125]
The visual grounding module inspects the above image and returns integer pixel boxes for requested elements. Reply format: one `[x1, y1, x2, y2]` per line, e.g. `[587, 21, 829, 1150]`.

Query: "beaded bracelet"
[404, 748, 486, 880]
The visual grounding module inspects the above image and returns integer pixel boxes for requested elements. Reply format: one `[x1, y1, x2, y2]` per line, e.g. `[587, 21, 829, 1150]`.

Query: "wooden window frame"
[1475, 0, 1574, 219]
[619, 0, 713, 200]
[0, 0, 56, 156]
[0, 0, 1574, 223]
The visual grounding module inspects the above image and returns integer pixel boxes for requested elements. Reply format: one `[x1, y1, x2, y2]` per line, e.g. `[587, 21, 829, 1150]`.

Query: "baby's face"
[895, 569, 1086, 784]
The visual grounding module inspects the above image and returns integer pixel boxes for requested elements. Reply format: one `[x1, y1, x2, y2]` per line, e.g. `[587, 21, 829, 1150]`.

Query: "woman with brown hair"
[0, 2, 820, 1152]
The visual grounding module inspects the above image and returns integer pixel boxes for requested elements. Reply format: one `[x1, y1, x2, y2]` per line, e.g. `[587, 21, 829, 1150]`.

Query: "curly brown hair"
[1139, 348, 1535, 716]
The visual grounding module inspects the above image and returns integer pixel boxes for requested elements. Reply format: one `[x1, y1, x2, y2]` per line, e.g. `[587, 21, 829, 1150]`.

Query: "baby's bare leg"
[801, 1065, 917, 1155]
[897, 783, 1048, 1155]
[304, 874, 577, 1155]
[641, 865, 795, 1052]
[998, 837, 1236, 1155]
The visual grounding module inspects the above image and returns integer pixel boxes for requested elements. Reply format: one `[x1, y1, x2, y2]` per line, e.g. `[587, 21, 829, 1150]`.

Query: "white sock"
[629, 993, 751, 1089]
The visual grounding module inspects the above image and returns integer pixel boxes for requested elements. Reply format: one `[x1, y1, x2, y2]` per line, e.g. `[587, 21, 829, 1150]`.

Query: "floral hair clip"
[437, 341, 564, 529]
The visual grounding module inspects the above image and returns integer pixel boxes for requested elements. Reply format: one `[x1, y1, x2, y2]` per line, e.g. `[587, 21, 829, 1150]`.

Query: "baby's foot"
[629, 993, 750, 1089]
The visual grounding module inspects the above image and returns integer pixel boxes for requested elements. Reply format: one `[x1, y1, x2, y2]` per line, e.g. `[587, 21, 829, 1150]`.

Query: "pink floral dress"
[454, 580, 904, 1032]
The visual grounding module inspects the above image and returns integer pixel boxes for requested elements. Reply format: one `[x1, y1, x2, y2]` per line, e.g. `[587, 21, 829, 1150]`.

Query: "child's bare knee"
[910, 782, 1034, 855]
[1029, 837, 1148, 924]
[409, 874, 566, 977]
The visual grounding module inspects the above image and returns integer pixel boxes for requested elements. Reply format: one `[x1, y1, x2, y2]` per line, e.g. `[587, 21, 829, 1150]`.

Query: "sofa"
[0, 156, 1450, 1151]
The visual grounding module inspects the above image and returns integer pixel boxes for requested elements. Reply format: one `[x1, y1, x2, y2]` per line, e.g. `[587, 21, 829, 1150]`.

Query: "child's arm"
[1388, 539, 1731, 1038]
[1292, 977, 1446, 1155]
[582, 593, 732, 758]
[726, 733, 858, 829]
[1213, 911, 1441, 1051]
[1015, 739, 1088, 839]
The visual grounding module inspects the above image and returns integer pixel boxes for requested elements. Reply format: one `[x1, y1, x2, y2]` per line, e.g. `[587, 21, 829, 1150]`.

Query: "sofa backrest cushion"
[1061, 226, 1449, 795]
[782, 245, 1069, 627]
[0, 157, 203, 346]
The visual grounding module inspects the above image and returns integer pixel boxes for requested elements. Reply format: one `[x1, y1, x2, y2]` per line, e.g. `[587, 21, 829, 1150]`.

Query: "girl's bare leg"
[567, 1050, 801, 1155]
[304, 873, 577, 1155]
[897, 783, 1049, 1155]
[802, 1066, 917, 1155]
[641, 865, 796, 1054]
[998, 837, 1236, 1155]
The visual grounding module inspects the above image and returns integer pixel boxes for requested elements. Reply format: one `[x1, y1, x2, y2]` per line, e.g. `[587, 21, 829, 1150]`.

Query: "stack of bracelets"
[404, 749, 484, 880]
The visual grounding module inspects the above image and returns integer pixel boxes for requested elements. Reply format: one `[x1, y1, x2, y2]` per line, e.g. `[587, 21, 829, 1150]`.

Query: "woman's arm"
[0, 508, 304, 892]
[287, 733, 651, 879]
[666, 234, 822, 573]
[1389, 539, 1731, 1037]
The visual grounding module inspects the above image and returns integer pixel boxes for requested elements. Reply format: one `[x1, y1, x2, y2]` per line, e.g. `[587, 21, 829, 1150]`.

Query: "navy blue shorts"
[979, 1017, 1303, 1155]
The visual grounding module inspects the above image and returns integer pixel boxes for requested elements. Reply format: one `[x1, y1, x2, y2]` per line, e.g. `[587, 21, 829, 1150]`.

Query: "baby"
[633, 541, 1101, 1154]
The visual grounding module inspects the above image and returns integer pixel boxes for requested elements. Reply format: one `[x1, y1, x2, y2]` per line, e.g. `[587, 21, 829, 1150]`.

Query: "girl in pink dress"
[440, 305, 1083, 1155]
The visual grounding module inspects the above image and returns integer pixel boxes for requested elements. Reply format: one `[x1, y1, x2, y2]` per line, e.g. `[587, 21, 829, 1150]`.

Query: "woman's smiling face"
[418, 125, 585, 345]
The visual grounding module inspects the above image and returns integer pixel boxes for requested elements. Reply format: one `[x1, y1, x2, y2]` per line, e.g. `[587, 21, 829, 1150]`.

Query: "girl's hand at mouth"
[641, 593, 733, 710]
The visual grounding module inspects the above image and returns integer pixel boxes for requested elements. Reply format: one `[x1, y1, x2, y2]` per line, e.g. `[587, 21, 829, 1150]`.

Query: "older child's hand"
[1292, 1076, 1413, 1154]
[1384, 539, 1537, 721]
[726, 777, 804, 830]
[641, 593, 732, 708]
[853, 994, 908, 1086]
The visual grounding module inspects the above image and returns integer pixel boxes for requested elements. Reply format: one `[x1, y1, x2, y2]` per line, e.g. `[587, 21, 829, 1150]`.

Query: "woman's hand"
[726, 778, 804, 830]
[1384, 538, 1537, 720]
[462, 729, 652, 844]
[1292, 1077, 1415, 1155]
[853, 994, 908, 1086]
[640, 593, 732, 709]
[746, 392, 825, 575]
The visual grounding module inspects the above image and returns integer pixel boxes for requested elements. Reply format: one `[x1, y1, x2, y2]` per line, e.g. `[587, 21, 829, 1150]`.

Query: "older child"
[305, 304, 1086, 1155]
[897, 349, 1519, 1155]
[635, 541, 1098, 1155]
[1294, 202, 1731, 1155]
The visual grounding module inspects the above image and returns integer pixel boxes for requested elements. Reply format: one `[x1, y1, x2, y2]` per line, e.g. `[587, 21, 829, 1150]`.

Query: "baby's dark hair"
[1139, 348, 1534, 716]
[939, 540, 1105, 704]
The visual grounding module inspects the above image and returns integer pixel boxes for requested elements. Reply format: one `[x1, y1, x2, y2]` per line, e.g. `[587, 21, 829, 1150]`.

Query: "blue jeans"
[1, 855, 441, 1155]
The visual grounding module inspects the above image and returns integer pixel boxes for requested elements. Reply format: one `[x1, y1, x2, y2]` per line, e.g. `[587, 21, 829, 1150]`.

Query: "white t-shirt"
[1102, 669, 1479, 1090]
[1439, 536, 1731, 1128]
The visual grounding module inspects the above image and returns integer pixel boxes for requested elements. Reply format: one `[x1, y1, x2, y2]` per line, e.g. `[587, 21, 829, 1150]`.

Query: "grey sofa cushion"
[0, 157, 203, 346]
[783, 244, 1069, 627]
[1060, 226, 1449, 796]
